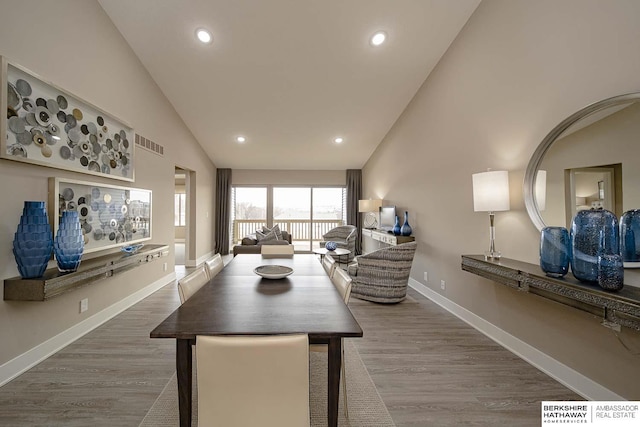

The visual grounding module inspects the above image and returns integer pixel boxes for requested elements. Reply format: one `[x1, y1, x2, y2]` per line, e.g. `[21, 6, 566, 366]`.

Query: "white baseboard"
[186, 250, 215, 267]
[408, 278, 623, 401]
[0, 272, 176, 387]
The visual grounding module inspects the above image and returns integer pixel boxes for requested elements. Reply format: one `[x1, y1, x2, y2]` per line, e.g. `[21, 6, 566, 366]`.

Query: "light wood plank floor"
[0, 268, 579, 426]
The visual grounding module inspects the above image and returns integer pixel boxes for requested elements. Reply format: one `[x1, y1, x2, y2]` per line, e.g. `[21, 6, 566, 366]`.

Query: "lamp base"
[484, 250, 501, 261]
[363, 212, 378, 229]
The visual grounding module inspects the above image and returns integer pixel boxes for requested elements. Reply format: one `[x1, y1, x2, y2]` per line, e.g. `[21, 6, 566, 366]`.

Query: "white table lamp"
[472, 170, 510, 260]
[358, 199, 383, 229]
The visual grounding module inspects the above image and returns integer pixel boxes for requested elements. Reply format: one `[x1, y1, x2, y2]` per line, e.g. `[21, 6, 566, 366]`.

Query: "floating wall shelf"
[4, 244, 169, 301]
[461, 255, 640, 331]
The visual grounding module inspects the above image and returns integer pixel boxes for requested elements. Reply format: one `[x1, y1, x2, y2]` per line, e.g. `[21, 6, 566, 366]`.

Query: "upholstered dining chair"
[196, 334, 311, 427]
[177, 265, 209, 304]
[204, 253, 224, 280]
[320, 225, 357, 261]
[310, 266, 352, 417]
[261, 244, 295, 257]
[322, 254, 337, 278]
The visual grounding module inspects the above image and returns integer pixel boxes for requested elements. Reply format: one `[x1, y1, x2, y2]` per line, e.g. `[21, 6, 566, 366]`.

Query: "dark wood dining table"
[150, 254, 363, 427]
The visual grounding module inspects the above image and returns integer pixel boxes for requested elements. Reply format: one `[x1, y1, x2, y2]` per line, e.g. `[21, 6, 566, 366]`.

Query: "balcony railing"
[233, 219, 345, 245]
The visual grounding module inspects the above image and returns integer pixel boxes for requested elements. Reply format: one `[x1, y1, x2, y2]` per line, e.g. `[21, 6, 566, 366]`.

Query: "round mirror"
[524, 92, 640, 231]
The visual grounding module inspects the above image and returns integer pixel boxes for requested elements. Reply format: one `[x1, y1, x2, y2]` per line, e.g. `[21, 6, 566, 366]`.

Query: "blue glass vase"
[540, 226, 570, 277]
[12, 201, 53, 279]
[570, 209, 619, 283]
[620, 209, 640, 266]
[400, 211, 412, 236]
[393, 215, 401, 236]
[54, 211, 84, 272]
[597, 254, 624, 291]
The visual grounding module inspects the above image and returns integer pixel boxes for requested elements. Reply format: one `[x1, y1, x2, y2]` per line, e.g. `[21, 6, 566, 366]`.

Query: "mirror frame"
[524, 92, 640, 231]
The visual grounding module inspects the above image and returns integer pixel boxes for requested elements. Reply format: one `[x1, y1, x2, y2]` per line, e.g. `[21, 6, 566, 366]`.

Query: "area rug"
[139, 340, 395, 427]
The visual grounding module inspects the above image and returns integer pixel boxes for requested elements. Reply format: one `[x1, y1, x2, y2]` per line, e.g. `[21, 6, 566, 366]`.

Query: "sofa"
[232, 230, 292, 256]
[320, 225, 357, 262]
[347, 241, 417, 303]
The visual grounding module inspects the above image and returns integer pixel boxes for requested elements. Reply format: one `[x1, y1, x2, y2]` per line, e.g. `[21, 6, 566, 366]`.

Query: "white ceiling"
[99, 0, 480, 170]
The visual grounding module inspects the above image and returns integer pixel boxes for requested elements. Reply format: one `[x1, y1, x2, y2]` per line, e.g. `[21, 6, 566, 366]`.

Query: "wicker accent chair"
[347, 241, 417, 303]
[320, 225, 357, 262]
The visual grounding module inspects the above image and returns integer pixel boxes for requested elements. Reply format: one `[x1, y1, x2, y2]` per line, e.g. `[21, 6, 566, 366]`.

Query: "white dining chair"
[196, 334, 310, 427]
[322, 254, 337, 278]
[310, 266, 352, 417]
[204, 253, 224, 280]
[177, 265, 209, 304]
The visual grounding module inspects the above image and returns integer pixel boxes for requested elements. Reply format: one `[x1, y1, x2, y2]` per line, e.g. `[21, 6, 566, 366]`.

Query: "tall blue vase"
[54, 211, 84, 272]
[570, 209, 619, 283]
[620, 209, 640, 266]
[540, 226, 570, 277]
[12, 201, 53, 279]
[400, 211, 412, 236]
[393, 215, 401, 236]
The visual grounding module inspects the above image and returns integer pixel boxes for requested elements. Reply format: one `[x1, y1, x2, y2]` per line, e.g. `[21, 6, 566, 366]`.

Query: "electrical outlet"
[440, 280, 446, 290]
[80, 298, 88, 313]
[163, 262, 168, 272]
[423, 271, 428, 282]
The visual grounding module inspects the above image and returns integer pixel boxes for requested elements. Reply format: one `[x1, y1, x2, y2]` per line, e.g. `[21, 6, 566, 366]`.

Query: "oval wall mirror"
[524, 92, 640, 231]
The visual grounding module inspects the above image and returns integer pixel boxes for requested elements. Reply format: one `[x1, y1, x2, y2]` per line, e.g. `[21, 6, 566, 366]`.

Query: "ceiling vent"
[135, 133, 164, 156]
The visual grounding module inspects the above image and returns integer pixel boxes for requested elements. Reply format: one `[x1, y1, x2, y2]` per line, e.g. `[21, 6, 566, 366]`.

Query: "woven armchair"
[320, 225, 357, 262]
[347, 241, 417, 303]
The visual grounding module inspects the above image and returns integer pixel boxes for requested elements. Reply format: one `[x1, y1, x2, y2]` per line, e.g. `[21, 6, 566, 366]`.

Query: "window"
[175, 193, 186, 226]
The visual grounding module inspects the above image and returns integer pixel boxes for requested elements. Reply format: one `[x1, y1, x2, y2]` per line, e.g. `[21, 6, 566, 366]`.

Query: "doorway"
[174, 167, 189, 266]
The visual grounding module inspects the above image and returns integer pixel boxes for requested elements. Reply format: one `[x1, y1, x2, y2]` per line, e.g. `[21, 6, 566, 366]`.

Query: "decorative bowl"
[253, 265, 293, 279]
[121, 243, 144, 254]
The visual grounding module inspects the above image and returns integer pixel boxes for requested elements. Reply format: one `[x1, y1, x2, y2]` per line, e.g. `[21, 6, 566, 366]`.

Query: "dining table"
[150, 253, 363, 427]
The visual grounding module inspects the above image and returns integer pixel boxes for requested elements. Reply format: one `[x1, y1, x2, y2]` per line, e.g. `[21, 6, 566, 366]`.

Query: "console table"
[4, 244, 169, 301]
[362, 229, 415, 253]
[461, 255, 640, 331]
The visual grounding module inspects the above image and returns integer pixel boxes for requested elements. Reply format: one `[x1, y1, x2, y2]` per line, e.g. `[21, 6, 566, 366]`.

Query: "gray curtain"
[215, 168, 232, 254]
[346, 169, 362, 255]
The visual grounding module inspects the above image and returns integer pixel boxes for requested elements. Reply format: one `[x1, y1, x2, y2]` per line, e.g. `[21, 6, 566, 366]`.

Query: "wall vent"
[135, 134, 164, 156]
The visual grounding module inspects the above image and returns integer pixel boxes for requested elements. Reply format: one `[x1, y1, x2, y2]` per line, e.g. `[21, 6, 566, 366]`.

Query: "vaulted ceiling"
[99, 0, 480, 170]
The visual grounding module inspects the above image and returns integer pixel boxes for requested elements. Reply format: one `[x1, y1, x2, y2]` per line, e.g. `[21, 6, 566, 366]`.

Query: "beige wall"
[232, 169, 345, 186]
[0, 0, 216, 364]
[363, 0, 640, 398]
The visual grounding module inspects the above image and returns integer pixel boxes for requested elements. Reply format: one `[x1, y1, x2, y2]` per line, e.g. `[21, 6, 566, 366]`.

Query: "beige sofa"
[232, 231, 292, 256]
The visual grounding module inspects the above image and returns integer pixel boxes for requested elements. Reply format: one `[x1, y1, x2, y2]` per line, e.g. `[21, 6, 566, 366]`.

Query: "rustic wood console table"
[461, 255, 640, 331]
[4, 244, 169, 301]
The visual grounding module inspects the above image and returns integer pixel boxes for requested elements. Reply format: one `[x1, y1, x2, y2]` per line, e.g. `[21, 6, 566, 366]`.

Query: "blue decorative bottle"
[54, 211, 84, 272]
[400, 211, 412, 236]
[393, 215, 401, 236]
[540, 226, 570, 277]
[570, 209, 619, 283]
[12, 201, 53, 278]
[620, 209, 640, 266]
[597, 254, 624, 291]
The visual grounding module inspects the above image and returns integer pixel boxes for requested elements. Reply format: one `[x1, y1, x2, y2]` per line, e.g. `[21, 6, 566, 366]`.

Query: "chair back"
[177, 266, 209, 304]
[204, 253, 224, 280]
[196, 334, 310, 427]
[261, 244, 294, 257]
[331, 267, 353, 304]
[322, 254, 337, 278]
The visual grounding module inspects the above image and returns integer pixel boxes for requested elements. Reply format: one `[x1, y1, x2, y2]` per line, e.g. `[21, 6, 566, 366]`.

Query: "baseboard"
[185, 250, 215, 267]
[0, 271, 176, 387]
[408, 278, 623, 401]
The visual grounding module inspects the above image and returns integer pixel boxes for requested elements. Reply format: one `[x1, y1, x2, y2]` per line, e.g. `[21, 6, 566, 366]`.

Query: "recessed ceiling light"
[370, 31, 387, 46]
[236, 136, 246, 143]
[196, 28, 212, 44]
[334, 137, 344, 144]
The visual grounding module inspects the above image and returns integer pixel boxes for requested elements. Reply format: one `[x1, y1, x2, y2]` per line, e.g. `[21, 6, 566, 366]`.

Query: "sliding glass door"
[274, 187, 311, 251]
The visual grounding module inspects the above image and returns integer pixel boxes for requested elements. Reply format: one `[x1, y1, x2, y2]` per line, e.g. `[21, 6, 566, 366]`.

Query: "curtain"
[215, 168, 232, 254]
[346, 169, 362, 255]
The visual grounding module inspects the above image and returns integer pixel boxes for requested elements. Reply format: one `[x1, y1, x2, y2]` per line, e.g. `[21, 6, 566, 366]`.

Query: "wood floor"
[0, 266, 579, 426]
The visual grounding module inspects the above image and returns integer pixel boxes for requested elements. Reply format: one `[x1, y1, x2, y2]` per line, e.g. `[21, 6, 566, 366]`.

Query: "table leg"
[328, 337, 342, 427]
[176, 339, 193, 427]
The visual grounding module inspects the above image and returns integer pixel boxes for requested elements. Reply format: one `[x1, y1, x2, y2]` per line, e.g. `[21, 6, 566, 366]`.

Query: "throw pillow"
[256, 229, 278, 243]
[262, 224, 283, 240]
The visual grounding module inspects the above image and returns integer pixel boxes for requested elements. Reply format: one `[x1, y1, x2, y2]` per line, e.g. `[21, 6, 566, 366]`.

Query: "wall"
[0, 0, 216, 367]
[363, 0, 640, 398]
